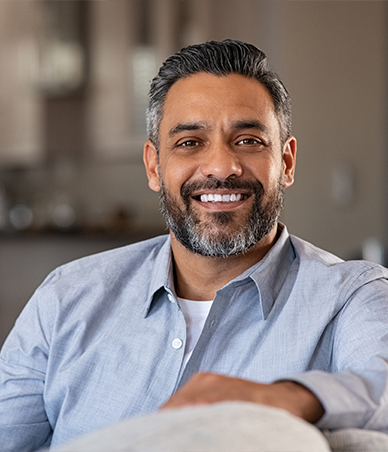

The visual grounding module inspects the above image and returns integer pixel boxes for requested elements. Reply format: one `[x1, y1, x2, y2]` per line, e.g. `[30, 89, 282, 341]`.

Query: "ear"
[143, 140, 161, 192]
[282, 136, 297, 188]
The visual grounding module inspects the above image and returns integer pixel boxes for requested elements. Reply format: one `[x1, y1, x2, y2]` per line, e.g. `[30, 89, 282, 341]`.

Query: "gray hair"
[146, 39, 291, 151]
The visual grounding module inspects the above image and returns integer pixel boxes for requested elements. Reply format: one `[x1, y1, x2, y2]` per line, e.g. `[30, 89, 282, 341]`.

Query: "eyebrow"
[168, 119, 269, 138]
[168, 122, 208, 138]
[231, 120, 269, 134]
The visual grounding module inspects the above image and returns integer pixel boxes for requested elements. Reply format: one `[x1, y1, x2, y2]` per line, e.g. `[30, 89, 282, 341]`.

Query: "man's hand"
[161, 372, 324, 423]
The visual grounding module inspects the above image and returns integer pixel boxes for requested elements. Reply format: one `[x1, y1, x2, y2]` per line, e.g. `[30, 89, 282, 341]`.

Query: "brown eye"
[179, 140, 200, 148]
[237, 138, 260, 145]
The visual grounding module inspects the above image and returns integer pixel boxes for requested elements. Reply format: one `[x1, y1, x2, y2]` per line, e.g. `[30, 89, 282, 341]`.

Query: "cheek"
[265, 169, 283, 192]
[163, 157, 197, 190]
[246, 161, 273, 182]
[247, 159, 283, 192]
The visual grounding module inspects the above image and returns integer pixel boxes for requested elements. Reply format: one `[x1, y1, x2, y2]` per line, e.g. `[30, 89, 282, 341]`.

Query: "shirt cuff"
[284, 370, 374, 430]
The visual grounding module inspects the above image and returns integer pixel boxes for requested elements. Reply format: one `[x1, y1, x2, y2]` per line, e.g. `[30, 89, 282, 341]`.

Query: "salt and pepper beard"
[158, 172, 285, 258]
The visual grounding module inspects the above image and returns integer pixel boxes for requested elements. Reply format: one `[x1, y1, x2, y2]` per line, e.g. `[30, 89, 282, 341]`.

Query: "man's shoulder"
[289, 234, 343, 265]
[289, 234, 388, 285]
[44, 234, 171, 285]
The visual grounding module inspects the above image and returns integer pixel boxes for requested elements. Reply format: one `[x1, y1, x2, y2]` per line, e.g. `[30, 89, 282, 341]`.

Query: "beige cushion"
[324, 428, 388, 452]
[51, 402, 330, 452]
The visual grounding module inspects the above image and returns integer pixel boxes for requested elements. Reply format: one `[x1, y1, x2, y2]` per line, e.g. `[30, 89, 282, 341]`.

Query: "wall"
[279, 1, 388, 259]
[203, 0, 388, 259]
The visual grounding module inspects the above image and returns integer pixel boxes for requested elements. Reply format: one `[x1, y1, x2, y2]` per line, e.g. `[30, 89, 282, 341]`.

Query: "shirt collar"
[143, 224, 296, 319]
[228, 223, 296, 319]
[143, 235, 175, 317]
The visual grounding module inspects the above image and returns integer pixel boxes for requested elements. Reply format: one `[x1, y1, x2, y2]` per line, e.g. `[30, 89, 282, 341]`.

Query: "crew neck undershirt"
[176, 297, 213, 383]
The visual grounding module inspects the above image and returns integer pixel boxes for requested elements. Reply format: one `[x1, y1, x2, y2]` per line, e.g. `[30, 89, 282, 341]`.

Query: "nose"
[200, 142, 243, 179]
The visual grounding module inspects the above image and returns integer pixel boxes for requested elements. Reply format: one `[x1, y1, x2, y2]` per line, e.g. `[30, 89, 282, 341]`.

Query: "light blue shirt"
[1, 224, 388, 451]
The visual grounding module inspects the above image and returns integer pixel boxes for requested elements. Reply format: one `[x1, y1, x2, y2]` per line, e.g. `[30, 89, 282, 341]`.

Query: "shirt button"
[172, 338, 183, 349]
[167, 294, 175, 303]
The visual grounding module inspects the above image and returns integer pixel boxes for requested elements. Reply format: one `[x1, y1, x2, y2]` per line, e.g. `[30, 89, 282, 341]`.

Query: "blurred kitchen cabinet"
[0, 2, 44, 168]
[86, 0, 211, 161]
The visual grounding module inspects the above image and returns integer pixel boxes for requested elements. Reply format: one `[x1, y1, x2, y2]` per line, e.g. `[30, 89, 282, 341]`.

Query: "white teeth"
[199, 193, 243, 203]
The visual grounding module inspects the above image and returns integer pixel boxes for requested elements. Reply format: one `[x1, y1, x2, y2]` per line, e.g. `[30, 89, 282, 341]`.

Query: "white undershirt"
[176, 297, 213, 383]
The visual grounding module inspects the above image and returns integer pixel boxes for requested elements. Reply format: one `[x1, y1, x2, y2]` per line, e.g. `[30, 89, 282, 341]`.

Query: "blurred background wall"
[0, 0, 387, 345]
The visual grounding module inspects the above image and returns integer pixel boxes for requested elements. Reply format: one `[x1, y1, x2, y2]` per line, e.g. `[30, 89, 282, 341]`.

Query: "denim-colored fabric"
[1, 224, 388, 451]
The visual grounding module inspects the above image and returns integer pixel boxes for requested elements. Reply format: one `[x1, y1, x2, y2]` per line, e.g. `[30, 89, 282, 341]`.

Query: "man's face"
[144, 73, 296, 257]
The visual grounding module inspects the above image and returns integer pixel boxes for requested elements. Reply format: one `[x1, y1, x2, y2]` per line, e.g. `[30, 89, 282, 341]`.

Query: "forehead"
[160, 72, 279, 137]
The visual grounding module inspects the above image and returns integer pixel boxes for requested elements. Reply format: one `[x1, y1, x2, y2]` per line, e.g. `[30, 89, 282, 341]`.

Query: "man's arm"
[161, 372, 324, 423]
[0, 277, 53, 452]
[162, 277, 388, 431]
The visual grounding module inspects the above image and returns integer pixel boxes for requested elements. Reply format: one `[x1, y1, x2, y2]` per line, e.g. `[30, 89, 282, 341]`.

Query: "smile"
[195, 193, 250, 203]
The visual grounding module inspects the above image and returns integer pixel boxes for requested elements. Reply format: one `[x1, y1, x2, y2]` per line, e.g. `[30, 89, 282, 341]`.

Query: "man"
[1, 40, 388, 451]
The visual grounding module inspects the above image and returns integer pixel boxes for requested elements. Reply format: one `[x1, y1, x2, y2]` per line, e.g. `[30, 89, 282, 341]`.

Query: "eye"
[177, 140, 202, 148]
[236, 138, 262, 146]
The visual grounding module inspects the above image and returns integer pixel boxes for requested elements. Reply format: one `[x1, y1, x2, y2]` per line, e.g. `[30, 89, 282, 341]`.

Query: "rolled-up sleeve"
[289, 278, 388, 432]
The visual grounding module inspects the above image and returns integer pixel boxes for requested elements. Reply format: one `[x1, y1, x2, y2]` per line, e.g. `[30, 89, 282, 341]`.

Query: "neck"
[171, 224, 279, 301]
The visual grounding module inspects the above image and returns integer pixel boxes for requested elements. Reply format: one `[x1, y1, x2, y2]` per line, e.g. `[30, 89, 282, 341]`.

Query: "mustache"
[181, 177, 265, 201]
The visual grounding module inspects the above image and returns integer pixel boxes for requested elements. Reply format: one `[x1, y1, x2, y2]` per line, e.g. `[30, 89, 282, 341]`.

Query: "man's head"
[144, 40, 296, 258]
[146, 39, 292, 151]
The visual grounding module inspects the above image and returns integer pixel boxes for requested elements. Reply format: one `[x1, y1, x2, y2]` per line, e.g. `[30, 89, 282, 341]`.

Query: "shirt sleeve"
[0, 273, 56, 451]
[288, 277, 388, 432]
